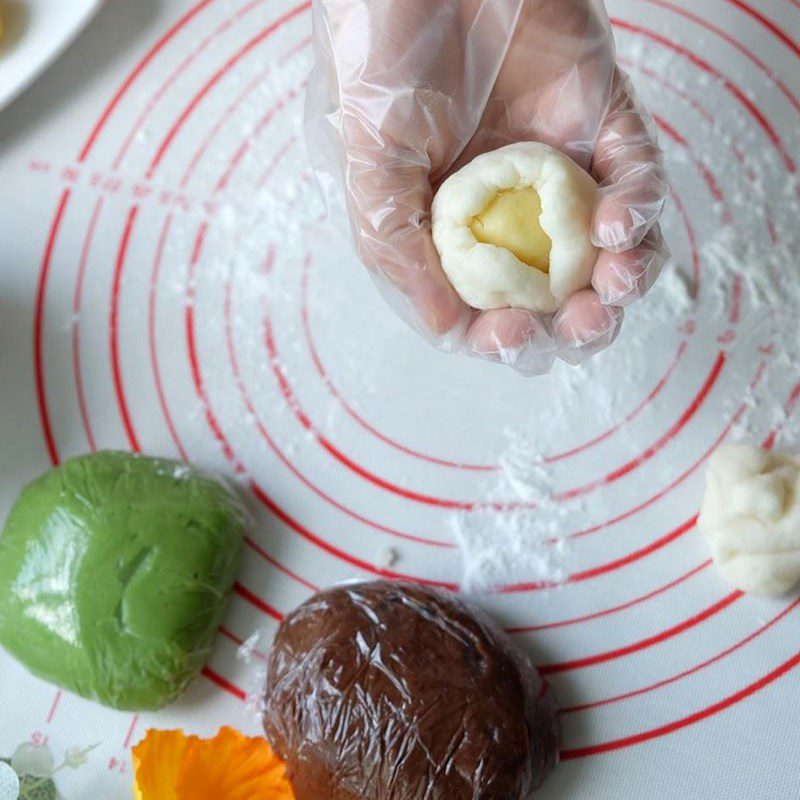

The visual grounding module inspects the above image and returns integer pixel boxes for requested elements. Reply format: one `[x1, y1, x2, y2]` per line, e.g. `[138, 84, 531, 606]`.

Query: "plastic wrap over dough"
[262, 581, 558, 800]
[0, 451, 246, 710]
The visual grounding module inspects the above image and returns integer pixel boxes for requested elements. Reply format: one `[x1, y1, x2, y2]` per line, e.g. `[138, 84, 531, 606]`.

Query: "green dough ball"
[0, 451, 246, 711]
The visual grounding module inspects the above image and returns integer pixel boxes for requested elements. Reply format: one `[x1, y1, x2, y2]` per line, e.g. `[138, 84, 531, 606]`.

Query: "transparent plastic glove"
[306, 0, 669, 375]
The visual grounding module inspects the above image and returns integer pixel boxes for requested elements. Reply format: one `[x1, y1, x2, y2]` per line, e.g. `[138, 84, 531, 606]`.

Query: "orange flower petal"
[175, 727, 294, 800]
[132, 730, 195, 800]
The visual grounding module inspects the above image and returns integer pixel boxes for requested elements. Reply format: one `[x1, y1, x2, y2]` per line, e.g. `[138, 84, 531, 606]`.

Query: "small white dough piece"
[432, 142, 599, 314]
[698, 444, 800, 597]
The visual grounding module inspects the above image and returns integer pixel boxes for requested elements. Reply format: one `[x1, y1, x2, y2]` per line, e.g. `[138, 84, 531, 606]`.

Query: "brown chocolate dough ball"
[262, 581, 558, 800]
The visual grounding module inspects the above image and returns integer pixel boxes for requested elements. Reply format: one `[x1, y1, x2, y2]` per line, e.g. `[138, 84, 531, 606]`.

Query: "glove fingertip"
[592, 192, 666, 253]
[553, 291, 624, 365]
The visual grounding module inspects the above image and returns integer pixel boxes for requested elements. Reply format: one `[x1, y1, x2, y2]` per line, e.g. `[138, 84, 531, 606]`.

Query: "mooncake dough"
[0, 451, 246, 710]
[699, 444, 800, 597]
[263, 581, 558, 800]
[432, 142, 598, 314]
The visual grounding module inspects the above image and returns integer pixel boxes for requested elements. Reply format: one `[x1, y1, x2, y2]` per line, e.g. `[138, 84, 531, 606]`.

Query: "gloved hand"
[306, 0, 669, 375]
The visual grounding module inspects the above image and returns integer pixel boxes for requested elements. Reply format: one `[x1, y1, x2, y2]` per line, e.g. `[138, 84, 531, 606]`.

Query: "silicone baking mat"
[1, 0, 799, 797]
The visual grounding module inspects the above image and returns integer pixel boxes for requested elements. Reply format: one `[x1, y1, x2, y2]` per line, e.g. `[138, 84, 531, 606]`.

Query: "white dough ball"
[698, 444, 800, 597]
[431, 142, 599, 314]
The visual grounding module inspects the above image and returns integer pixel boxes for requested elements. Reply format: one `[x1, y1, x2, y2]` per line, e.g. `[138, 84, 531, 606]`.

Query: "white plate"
[0, 0, 104, 112]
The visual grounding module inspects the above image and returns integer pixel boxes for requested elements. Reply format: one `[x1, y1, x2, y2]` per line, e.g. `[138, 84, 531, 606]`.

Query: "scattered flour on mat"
[452, 455, 575, 592]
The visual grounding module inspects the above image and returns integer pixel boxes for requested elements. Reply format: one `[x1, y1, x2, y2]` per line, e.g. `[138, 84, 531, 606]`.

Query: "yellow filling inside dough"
[469, 187, 552, 274]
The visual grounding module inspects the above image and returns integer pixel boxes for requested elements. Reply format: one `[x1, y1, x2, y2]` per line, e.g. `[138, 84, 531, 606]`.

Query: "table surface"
[1, 0, 799, 797]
